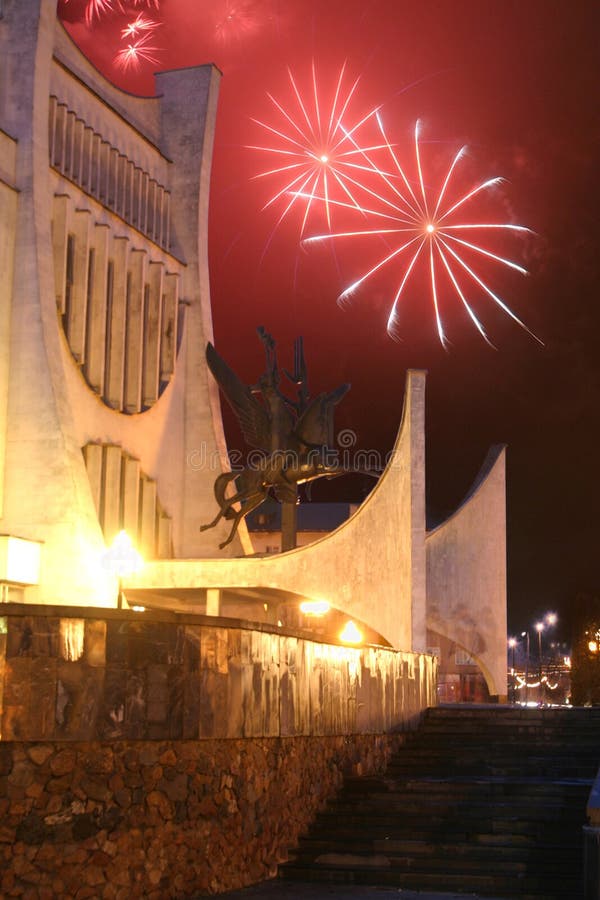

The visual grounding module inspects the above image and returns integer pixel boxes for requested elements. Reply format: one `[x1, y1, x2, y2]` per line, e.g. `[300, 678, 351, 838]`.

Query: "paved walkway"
[195, 879, 507, 899]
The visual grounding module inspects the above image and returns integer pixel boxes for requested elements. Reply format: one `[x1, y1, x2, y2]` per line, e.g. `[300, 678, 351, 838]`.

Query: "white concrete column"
[116, 154, 128, 219]
[52, 102, 67, 169]
[162, 190, 171, 252]
[124, 248, 146, 413]
[99, 140, 111, 203]
[84, 222, 109, 394]
[104, 235, 129, 410]
[157, 514, 172, 559]
[80, 125, 94, 191]
[139, 476, 157, 558]
[72, 117, 85, 184]
[48, 95, 57, 164]
[64, 110, 76, 178]
[160, 271, 179, 380]
[83, 442, 103, 517]
[142, 260, 163, 406]
[103, 445, 123, 543]
[131, 166, 142, 231]
[122, 455, 141, 538]
[108, 147, 119, 208]
[65, 207, 92, 363]
[0, 160, 18, 518]
[146, 179, 156, 238]
[51, 193, 71, 315]
[90, 132, 102, 196]
[206, 588, 221, 616]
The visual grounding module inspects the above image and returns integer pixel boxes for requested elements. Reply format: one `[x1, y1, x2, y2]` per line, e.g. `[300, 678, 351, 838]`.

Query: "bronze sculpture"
[200, 328, 351, 549]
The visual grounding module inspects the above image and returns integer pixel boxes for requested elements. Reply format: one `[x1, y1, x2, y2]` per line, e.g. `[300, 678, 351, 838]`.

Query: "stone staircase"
[280, 705, 600, 898]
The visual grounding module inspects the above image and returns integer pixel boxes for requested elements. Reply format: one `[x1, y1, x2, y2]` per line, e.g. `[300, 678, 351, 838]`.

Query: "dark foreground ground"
[196, 880, 507, 899]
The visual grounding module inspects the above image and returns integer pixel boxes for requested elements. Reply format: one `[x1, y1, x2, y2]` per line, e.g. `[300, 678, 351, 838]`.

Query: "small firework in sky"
[114, 33, 160, 71]
[84, 0, 161, 27]
[121, 12, 160, 39]
[84, 0, 115, 26]
[303, 118, 540, 348]
[249, 62, 385, 240]
[214, 2, 262, 45]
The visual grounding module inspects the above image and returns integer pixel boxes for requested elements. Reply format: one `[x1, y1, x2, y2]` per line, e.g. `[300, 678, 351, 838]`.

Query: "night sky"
[58, 0, 600, 641]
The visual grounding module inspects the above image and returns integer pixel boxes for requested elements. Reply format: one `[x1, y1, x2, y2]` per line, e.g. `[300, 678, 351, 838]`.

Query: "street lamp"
[508, 637, 517, 703]
[535, 621, 545, 679]
[101, 531, 144, 608]
[521, 631, 530, 705]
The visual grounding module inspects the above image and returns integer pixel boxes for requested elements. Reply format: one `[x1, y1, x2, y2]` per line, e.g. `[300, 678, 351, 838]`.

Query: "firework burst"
[121, 12, 160, 39]
[84, 0, 161, 27]
[114, 33, 160, 71]
[248, 62, 386, 240]
[303, 117, 540, 348]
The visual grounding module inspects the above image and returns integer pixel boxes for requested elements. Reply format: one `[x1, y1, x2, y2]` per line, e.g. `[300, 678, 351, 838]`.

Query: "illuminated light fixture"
[534, 621, 544, 633]
[545, 612, 558, 627]
[300, 599, 330, 617]
[588, 641, 598, 654]
[101, 531, 143, 609]
[0, 535, 42, 600]
[339, 621, 363, 644]
[131, 606, 146, 613]
[507, 637, 517, 649]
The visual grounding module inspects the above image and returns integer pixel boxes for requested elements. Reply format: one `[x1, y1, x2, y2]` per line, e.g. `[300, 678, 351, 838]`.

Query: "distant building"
[246, 500, 359, 554]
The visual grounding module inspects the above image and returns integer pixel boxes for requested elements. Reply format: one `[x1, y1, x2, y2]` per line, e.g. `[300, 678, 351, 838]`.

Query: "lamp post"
[508, 637, 517, 703]
[521, 631, 530, 706]
[101, 531, 144, 608]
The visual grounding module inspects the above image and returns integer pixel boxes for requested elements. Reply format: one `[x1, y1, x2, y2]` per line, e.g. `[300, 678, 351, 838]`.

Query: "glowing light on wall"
[339, 620, 363, 644]
[60, 618, 85, 661]
[300, 599, 331, 617]
[101, 531, 143, 608]
[0, 535, 42, 587]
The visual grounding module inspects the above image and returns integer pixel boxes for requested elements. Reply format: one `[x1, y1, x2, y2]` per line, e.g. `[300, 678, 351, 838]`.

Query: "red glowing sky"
[58, 0, 600, 634]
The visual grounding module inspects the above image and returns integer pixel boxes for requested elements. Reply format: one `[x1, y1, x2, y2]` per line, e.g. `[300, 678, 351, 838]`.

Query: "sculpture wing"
[294, 383, 350, 448]
[206, 342, 271, 451]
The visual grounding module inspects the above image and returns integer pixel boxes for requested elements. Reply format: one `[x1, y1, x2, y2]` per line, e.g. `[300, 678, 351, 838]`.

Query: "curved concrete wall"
[426, 445, 508, 698]
[127, 370, 428, 653]
[0, 1, 250, 610]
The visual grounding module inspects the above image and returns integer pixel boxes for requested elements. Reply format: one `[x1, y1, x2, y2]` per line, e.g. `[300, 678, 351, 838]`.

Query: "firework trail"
[302, 117, 540, 348]
[249, 62, 387, 241]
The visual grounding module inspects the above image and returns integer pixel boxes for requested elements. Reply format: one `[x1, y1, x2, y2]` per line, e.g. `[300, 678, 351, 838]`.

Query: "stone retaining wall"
[0, 606, 436, 897]
[0, 733, 403, 898]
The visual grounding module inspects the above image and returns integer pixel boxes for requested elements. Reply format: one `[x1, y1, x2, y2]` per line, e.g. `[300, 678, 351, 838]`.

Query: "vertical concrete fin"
[406, 369, 427, 653]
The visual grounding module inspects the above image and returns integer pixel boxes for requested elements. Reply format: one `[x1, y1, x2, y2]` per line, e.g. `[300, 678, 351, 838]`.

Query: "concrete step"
[278, 706, 597, 898]
[280, 861, 582, 897]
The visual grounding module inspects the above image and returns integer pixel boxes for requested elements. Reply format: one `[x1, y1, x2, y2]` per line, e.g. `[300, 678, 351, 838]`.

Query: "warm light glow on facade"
[339, 620, 363, 644]
[101, 530, 143, 578]
[60, 618, 85, 661]
[300, 599, 331, 617]
[0, 535, 42, 586]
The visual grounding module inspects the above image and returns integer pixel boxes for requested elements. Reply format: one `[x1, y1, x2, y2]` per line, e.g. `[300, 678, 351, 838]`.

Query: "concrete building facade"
[0, 0, 250, 609]
[1, 0, 508, 699]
